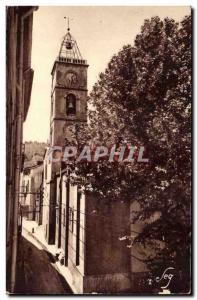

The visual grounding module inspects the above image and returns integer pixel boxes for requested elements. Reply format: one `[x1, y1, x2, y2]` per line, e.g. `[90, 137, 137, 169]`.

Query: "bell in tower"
[66, 93, 76, 115]
[66, 40, 72, 50]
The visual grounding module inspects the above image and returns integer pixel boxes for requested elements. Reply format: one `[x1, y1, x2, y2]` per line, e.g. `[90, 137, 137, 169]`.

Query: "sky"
[23, 6, 191, 143]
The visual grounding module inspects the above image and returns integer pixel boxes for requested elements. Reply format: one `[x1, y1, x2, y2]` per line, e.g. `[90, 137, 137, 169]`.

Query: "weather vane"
[64, 16, 70, 32]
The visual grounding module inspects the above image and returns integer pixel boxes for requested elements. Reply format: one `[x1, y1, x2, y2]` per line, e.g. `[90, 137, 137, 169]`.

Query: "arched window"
[66, 93, 76, 115]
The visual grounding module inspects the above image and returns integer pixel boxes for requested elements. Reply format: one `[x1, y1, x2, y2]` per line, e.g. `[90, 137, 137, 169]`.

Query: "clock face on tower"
[56, 68, 86, 89]
[65, 72, 78, 88]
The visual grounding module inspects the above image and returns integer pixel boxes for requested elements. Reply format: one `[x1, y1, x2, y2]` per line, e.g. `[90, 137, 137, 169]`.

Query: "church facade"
[42, 27, 147, 293]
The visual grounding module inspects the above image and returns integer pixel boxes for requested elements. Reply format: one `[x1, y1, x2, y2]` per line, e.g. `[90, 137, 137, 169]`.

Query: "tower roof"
[51, 20, 88, 74]
[59, 30, 82, 59]
[58, 28, 87, 66]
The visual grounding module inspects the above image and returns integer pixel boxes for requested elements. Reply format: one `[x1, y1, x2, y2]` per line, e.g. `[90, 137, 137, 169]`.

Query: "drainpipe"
[10, 7, 38, 293]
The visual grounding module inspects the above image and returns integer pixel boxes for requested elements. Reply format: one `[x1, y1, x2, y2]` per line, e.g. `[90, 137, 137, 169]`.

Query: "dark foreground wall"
[84, 192, 131, 293]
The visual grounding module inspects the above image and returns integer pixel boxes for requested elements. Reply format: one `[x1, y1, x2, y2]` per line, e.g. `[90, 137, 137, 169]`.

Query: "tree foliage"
[24, 141, 47, 161]
[70, 15, 191, 291]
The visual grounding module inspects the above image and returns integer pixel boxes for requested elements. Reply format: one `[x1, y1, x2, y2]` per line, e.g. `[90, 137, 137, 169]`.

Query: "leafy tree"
[69, 15, 191, 292]
[24, 141, 47, 161]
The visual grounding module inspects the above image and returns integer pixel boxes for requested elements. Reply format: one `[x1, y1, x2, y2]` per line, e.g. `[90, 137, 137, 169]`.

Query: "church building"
[42, 24, 147, 294]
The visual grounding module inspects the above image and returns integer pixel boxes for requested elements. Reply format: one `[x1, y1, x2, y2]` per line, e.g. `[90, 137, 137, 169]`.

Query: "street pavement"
[15, 236, 73, 294]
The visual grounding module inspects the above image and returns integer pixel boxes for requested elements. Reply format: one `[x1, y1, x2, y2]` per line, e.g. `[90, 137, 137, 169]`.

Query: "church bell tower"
[50, 24, 88, 148]
[45, 23, 88, 244]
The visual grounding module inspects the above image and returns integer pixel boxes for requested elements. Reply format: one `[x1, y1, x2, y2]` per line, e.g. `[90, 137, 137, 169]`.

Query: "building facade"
[20, 156, 43, 224]
[6, 6, 38, 292]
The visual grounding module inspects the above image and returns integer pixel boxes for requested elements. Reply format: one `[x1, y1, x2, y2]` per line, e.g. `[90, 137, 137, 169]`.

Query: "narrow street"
[15, 236, 73, 294]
